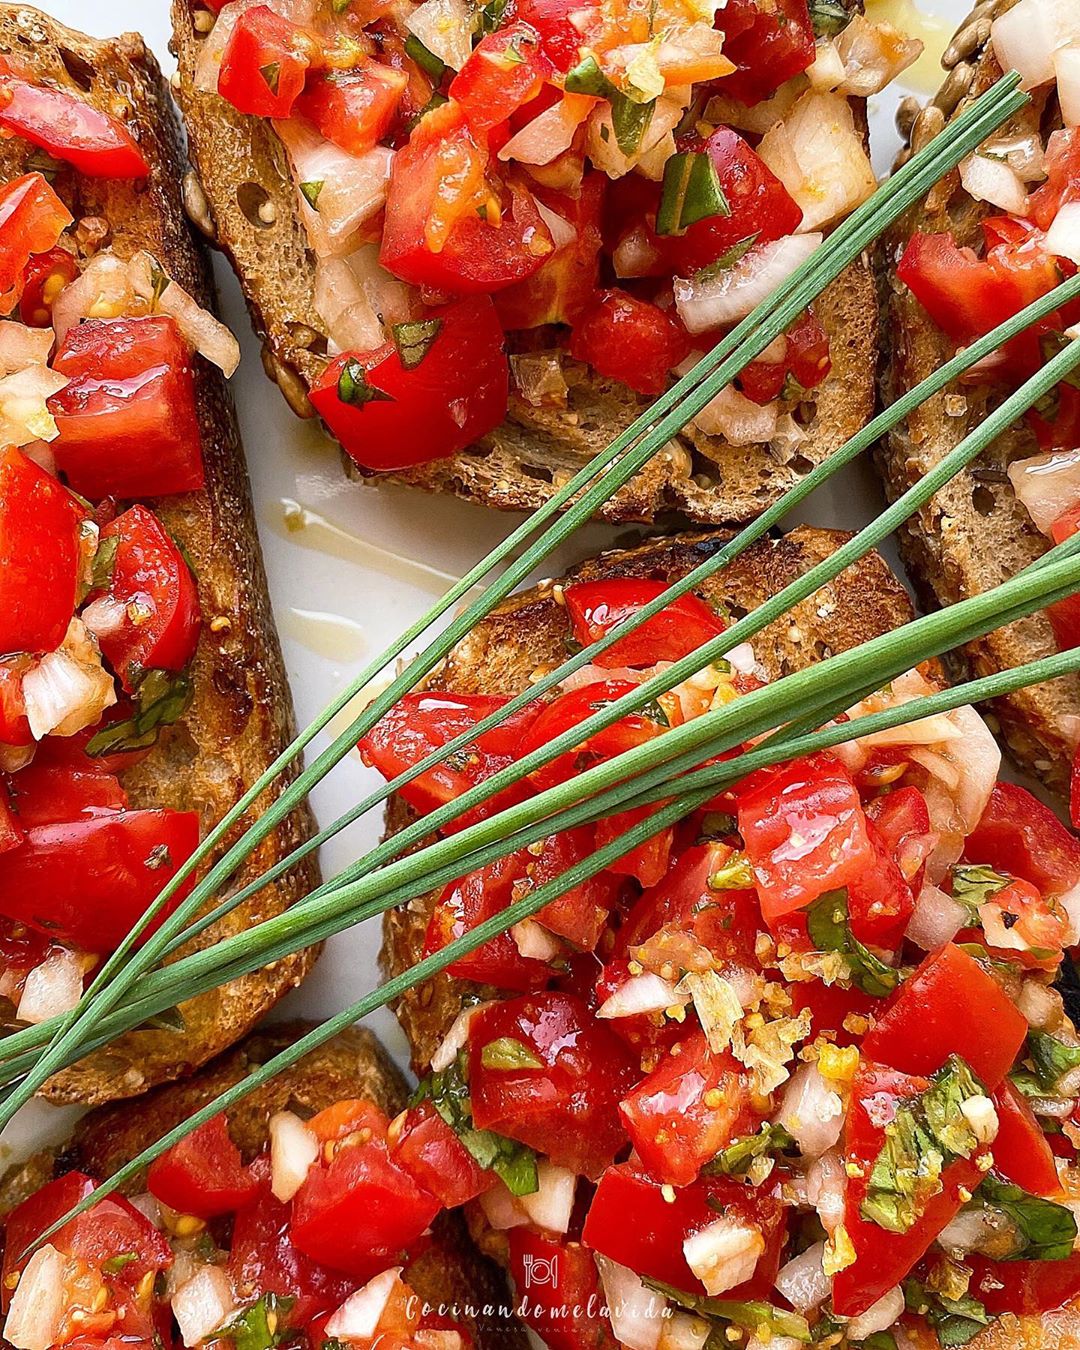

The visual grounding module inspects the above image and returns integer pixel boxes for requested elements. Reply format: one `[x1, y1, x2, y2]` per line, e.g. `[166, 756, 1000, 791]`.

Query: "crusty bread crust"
[0, 6, 320, 1103]
[880, 2, 1079, 794]
[169, 0, 876, 524]
[379, 525, 920, 1072]
[0, 1024, 526, 1350]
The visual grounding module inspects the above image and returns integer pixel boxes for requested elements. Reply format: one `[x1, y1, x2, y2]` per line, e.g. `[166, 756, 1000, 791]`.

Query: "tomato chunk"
[564, 578, 726, 668]
[389, 1100, 494, 1207]
[19, 245, 77, 327]
[449, 23, 554, 133]
[738, 310, 830, 405]
[147, 1115, 258, 1218]
[0, 172, 72, 312]
[991, 1080, 1061, 1197]
[866, 785, 933, 896]
[788, 978, 877, 1047]
[0, 72, 149, 178]
[569, 289, 691, 397]
[295, 61, 407, 155]
[508, 1232, 618, 1350]
[967, 1251, 1080, 1317]
[7, 759, 127, 827]
[310, 297, 509, 472]
[714, 0, 815, 104]
[846, 817, 915, 952]
[0, 445, 86, 657]
[595, 802, 676, 888]
[49, 316, 204, 499]
[0, 659, 31, 747]
[966, 782, 1080, 899]
[525, 825, 623, 951]
[218, 5, 314, 118]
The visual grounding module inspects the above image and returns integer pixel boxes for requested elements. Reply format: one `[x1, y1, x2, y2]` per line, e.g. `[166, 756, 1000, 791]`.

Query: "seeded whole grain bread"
[880, 0, 1080, 795]
[169, 0, 877, 524]
[0, 1023, 525, 1350]
[0, 6, 320, 1103]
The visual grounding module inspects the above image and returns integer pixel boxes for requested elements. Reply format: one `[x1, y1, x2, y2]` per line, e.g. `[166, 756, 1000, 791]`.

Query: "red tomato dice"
[218, 6, 314, 118]
[1030, 383, 1080, 454]
[19, 245, 77, 327]
[7, 760, 127, 827]
[90, 505, 202, 692]
[511, 0, 595, 70]
[49, 316, 204, 499]
[147, 1115, 257, 1219]
[508, 1232, 618, 1350]
[569, 289, 691, 397]
[866, 785, 933, 896]
[0, 444, 87, 656]
[0, 659, 31, 748]
[309, 297, 509, 472]
[295, 61, 407, 155]
[0, 68, 149, 178]
[974, 876, 1067, 973]
[965, 782, 1080, 898]
[0, 783, 23, 855]
[860, 943, 1027, 1087]
[525, 826, 623, 951]
[991, 1080, 1061, 1197]
[846, 817, 915, 953]
[468, 992, 638, 1177]
[714, 0, 815, 104]
[563, 578, 726, 669]
[967, 1251, 1080, 1317]
[593, 957, 685, 1059]
[595, 803, 676, 888]
[788, 979, 877, 1047]
[0, 172, 72, 312]
[1030, 128, 1080, 231]
[449, 23, 554, 134]
[389, 1100, 494, 1207]
[738, 309, 830, 405]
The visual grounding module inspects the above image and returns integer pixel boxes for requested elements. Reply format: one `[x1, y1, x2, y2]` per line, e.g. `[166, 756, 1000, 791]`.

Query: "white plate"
[5, 0, 971, 1154]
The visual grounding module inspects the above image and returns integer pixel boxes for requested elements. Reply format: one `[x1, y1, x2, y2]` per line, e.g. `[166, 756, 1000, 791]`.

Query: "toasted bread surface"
[0, 1024, 525, 1350]
[0, 6, 319, 1103]
[169, 0, 876, 524]
[880, 3, 1079, 793]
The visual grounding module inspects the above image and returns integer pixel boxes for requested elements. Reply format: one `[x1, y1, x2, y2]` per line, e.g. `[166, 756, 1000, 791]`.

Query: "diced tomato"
[89, 505, 201, 692]
[1030, 128, 1080, 231]
[0, 67, 148, 179]
[0, 809, 199, 953]
[991, 1080, 1060, 1197]
[975, 876, 1067, 973]
[7, 759, 127, 826]
[218, 5, 314, 118]
[49, 316, 204, 499]
[866, 785, 933, 896]
[833, 1062, 984, 1317]
[582, 1162, 784, 1295]
[424, 851, 552, 991]
[0, 445, 87, 657]
[389, 1100, 494, 1207]
[736, 752, 873, 921]
[508, 1232, 618, 1350]
[19, 244, 77, 327]
[967, 1250, 1080, 1317]
[1073, 742, 1080, 831]
[0, 781, 21, 855]
[1030, 383, 1080, 454]
[1052, 502, 1080, 547]
[309, 296, 509, 472]
[846, 817, 915, 952]
[966, 782, 1080, 898]
[788, 979, 878, 1047]
[509, 0, 594, 70]
[0, 172, 72, 314]
[563, 578, 726, 669]
[449, 23, 554, 133]
[526, 826, 623, 951]
[738, 310, 830, 405]
[569, 289, 691, 397]
[859, 943, 1026, 1087]
[620, 1033, 759, 1186]
[39, 699, 152, 775]
[595, 804, 676, 888]
[358, 690, 540, 828]
[307, 1098, 390, 1146]
[295, 61, 407, 155]
[713, 0, 815, 104]
[0, 659, 31, 747]
[147, 1115, 257, 1219]
[468, 992, 638, 1177]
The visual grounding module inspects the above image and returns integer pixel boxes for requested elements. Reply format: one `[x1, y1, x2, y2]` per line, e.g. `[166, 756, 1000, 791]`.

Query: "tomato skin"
[563, 578, 726, 669]
[569, 289, 691, 397]
[0, 173, 72, 313]
[736, 752, 873, 921]
[469, 992, 638, 1177]
[19, 244, 77, 327]
[0, 444, 87, 657]
[0, 809, 199, 953]
[508, 1232, 618, 1350]
[49, 316, 204, 499]
[965, 782, 1080, 898]
[389, 1100, 494, 1207]
[526, 826, 623, 950]
[0, 660, 31, 747]
[713, 0, 815, 104]
[991, 1080, 1060, 1197]
[147, 1115, 258, 1219]
[619, 1033, 758, 1186]
[510, 0, 595, 70]
[7, 760, 127, 826]
[449, 23, 553, 134]
[967, 1250, 1080, 1317]
[595, 804, 675, 888]
[866, 785, 933, 896]
[90, 505, 201, 692]
[218, 6, 313, 118]
[0, 74, 148, 178]
[295, 61, 407, 155]
[310, 297, 509, 472]
[860, 943, 1026, 1087]
[1030, 128, 1080, 231]
[0, 782, 22, 854]
[738, 310, 830, 405]
[846, 817, 914, 952]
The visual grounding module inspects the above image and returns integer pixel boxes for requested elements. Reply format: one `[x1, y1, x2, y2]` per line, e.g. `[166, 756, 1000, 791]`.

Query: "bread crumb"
[193, 8, 215, 30]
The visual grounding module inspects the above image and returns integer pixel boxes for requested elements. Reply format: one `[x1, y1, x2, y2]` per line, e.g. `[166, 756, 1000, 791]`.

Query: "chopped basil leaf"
[975, 1174, 1078, 1261]
[806, 889, 900, 997]
[709, 853, 754, 891]
[337, 357, 394, 408]
[1040, 333, 1080, 391]
[564, 54, 655, 156]
[260, 62, 281, 96]
[1028, 1029, 1080, 1091]
[392, 318, 443, 371]
[332, 0, 353, 12]
[478, 0, 509, 33]
[222, 1294, 296, 1350]
[902, 1281, 990, 1348]
[101, 1252, 138, 1275]
[405, 33, 447, 79]
[809, 0, 851, 36]
[90, 534, 119, 591]
[703, 1122, 794, 1176]
[412, 1052, 539, 1195]
[564, 53, 607, 95]
[656, 151, 729, 236]
[639, 696, 671, 727]
[950, 864, 1012, 915]
[300, 180, 324, 210]
[692, 233, 761, 284]
[85, 668, 194, 758]
[480, 1036, 544, 1070]
[643, 1280, 810, 1343]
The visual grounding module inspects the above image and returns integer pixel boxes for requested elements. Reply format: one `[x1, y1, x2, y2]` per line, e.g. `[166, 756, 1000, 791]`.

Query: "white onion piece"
[511, 917, 562, 961]
[510, 351, 568, 407]
[807, 40, 845, 91]
[659, 1313, 711, 1350]
[944, 704, 1001, 833]
[128, 252, 240, 376]
[597, 972, 684, 1019]
[959, 154, 1030, 216]
[326, 1268, 402, 1339]
[1018, 977, 1061, 1027]
[613, 223, 662, 278]
[906, 883, 967, 950]
[675, 235, 821, 331]
[519, 1162, 576, 1234]
[1056, 44, 1080, 126]
[1046, 200, 1080, 264]
[774, 1242, 828, 1313]
[534, 201, 577, 251]
[82, 595, 129, 642]
[477, 1178, 530, 1230]
[846, 1286, 905, 1342]
[52, 252, 134, 346]
[983, 131, 1047, 182]
[843, 670, 962, 749]
[596, 1256, 667, 1350]
[991, 0, 1080, 90]
[938, 1205, 1011, 1257]
[980, 900, 1033, 952]
[726, 642, 757, 675]
[587, 96, 685, 179]
[172, 1266, 236, 1348]
[683, 1218, 764, 1296]
[0, 323, 52, 376]
[692, 385, 779, 445]
[757, 92, 876, 231]
[0, 365, 67, 446]
[430, 1001, 492, 1073]
[23, 619, 116, 741]
[4, 1245, 67, 1350]
[315, 247, 416, 354]
[270, 1110, 319, 1203]
[835, 16, 921, 97]
[806, 1148, 846, 1233]
[16, 949, 83, 1024]
[775, 1064, 844, 1158]
[500, 94, 595, 165]
[19, 439, 56, 475]
[275, 118, 393, 257]
[1058, 879, 1080, 943]
[194, 0, 242, 93]
[406, 0, 474, 70]
[1008, 447, 1080, 530]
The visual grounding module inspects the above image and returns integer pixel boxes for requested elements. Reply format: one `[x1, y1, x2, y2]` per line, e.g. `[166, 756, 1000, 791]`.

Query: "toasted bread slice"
[379, 524, 919, 1073]
[168, 0, 876, 525]
[0, 6, 319, 1103]
[879, 4, 1079, 794]
[0, 1023, 525, 1350]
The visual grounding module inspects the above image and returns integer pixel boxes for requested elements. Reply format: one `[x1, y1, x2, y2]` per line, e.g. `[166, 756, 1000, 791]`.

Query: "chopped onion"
[983, 131, 1047, 182]
[511, 918, 562, 960]
[52, 251, 134, 345]
[477, 1178, 530, 1230]
[406, 0, 474, 71]
[518, 1162, 576, 1234]
[597, 972, 684, 1018]
[683, 1218, 764, 1296]
[510, 352, 568, 407]
[587, 96, 685, 180]
[534, 200, 577, 251]
[674, 235, 821, 331]
[275, 118, 393, 257]
[906, 883, 967, 950]
[1018, 977, 1061, 1027]
[431, 1001, 492, 1073]
[4, 1245, 67, 1350]
[596, 1256, 667, 1350]
[500, 93, 596, 165]
[82, 595, 129, 642]
[19, 439, 56, 475]
[726, 642, 757, 675]
[807, 40, 845, 91]
[1045, 200, 1080, 265]
[692, 384, 780, 444]
[1009, 447, 1080, 529]
[704, 80, 804, 136]
[757, 92, 876, 232]
[938, 1204, 1012, 1257]
[326, 1268, 403, 1339]
[774, 1242, 828, 1313]
[16, 949, 83, 1024]
[681, 970, 743, 1053]
[659, 1313, 711, 1350]
[315, 246, 417, 354]
[22, 619, 116, 741]
[941, 704, 1001, 833]
[172, 1266, 236, 1348]
[805, 1148, 846, 1233]
[846, 1286, 905, 1342]
[991, 0, 1080, 90]
[128, 252, 241, 376]
[0, 365, 68, 446]
[1059, 878, 1080, 942]
[835, 17, 922, 97]
[270, 1110, 319, 1203]
[959, 153, 1030, 216]
[775, 1064, 844, 1158]
[1055, 44, 1080, 126]
[0, 322, 52, 376]
[614, 222, 663, 278]
[842, 669, 963, 750]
